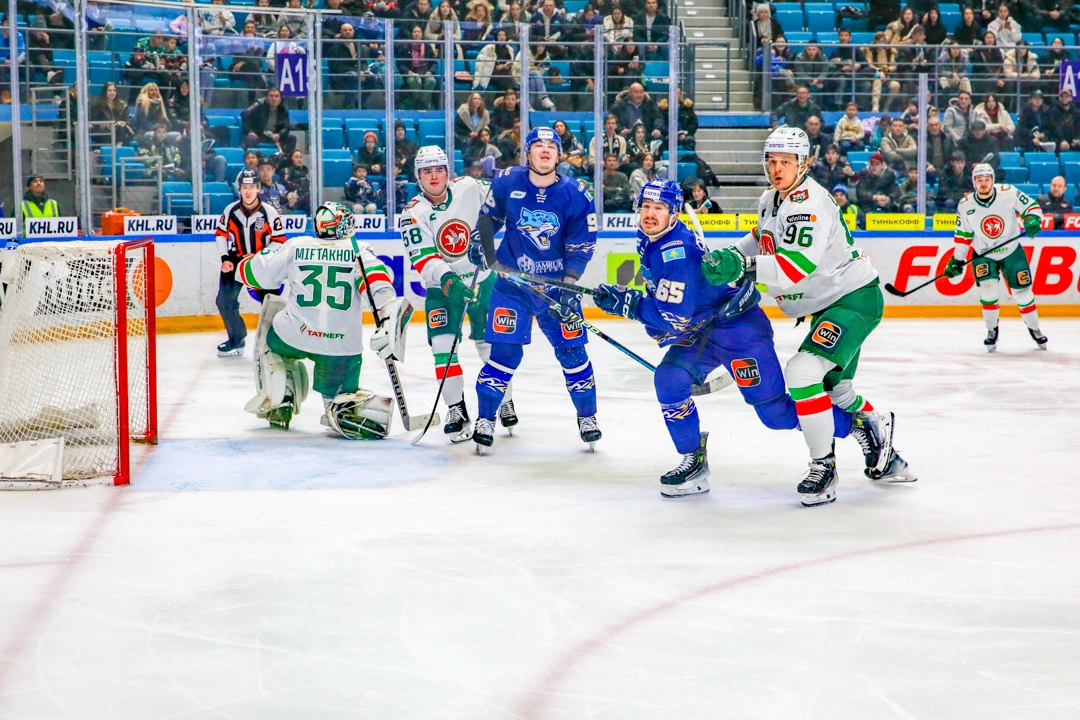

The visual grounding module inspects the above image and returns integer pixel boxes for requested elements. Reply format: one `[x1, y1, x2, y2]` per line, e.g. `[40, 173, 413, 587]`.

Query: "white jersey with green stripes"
[236, 235, 395, 357]
[398, 175, 492, 289]
[952, 184, 1041, 261]
[735, 175, 878, 317]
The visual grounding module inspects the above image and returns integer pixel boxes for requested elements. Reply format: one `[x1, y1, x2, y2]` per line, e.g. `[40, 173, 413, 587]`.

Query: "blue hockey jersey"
[637, 221, 760, 346]
[480, 166, 598, 279]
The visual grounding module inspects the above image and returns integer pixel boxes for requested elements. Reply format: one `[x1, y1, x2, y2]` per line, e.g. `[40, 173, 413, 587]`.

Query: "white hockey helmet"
[414, 145, 450, 181]
[761, 126, 812, 190]
[971, 162, 995, 182]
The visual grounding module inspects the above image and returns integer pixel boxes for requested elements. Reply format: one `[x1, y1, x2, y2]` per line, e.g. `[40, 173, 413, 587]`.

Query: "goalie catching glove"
[368, 297, 413, 362]
[324, 390, 393, 439]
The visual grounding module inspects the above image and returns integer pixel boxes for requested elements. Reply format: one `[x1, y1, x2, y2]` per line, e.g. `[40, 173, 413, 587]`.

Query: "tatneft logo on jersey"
[493, 307, 517, 333]
[981, 215, 1005, 238]
[731, 358, 761, 387]
[437, 220, 471, 257]
[517, 207, 560, 249]
[811, 321, 842, 348]
[561, 319, 583, 339]
[299, 324, 345, 340]
[428, 308, 448, 328]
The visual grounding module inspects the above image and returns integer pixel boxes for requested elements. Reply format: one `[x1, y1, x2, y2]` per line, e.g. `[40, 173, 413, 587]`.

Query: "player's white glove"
[369, 326, 394, 360]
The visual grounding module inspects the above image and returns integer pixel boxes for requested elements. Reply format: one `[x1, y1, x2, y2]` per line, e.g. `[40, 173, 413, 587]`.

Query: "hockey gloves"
[547, 286, 582, 325]
[1023, 213, 1042, 238]
[593, 283, 643, 320]
[441, 272, 475, 306]
[943, 257, 965, 278]
[702, 247, 751, 286]
[467, 237, 488, 270]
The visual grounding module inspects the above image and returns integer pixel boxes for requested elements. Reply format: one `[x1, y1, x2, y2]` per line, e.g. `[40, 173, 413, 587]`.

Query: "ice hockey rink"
[1, 317, 1079, 719]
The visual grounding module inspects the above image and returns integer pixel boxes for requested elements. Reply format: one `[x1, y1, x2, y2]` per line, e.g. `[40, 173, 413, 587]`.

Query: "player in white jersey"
[237, 202, 399, 439]
[702, 127, 914, 506]
[945, 163, 1047, 351]
[396, 145, 515, 442]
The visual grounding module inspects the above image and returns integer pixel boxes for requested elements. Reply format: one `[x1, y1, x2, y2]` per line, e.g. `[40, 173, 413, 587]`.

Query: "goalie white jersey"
[237, 235, 395, 356]
[953, 184, 1041, 261]
[735, 177, 878, 317]
[398, 176, 492, 288]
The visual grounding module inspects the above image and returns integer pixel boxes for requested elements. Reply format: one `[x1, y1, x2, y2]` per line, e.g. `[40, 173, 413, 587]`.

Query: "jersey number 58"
[656, 278, 685, 303]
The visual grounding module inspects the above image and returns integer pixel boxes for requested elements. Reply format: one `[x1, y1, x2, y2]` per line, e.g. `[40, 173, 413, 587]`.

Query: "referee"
[214, 169, 286, 356]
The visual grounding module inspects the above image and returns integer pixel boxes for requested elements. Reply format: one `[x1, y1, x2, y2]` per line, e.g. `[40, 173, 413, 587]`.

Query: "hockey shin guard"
[1013, 287, 1041, 331]
[432, 334, 464, 406]
[786, 352, 836, 460]
[556, 346, 597, 417]
[476, 343, 522, 420]
[476, 340, 512, 402]
[978, 279, 1001, 330]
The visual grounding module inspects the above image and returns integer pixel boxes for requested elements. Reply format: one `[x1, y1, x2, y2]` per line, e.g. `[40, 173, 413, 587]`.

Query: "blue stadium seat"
[1014, 183, 1040, 196]
[1064, 163, 1080, 185]
[215, 147, 245, 165]
[938, 3, 961, 15]
[564, 0, 587, 13]
[676, 162, 696, 181]
[847, 150, 873, 165]
[997, 151, 1022, 167]
[817, 31, 840, 45]
[99, 146, 136, 176]
[939, 11, 960, 29]
[807, 11, 834, 35]
[322, 126, 345, 150]
[323, 159, 354, 189]
[1057, 151, 1080, 166]
[323, 149, 354, 162]
[416, 117, 445, 141]
[1025, 153, 1058, 165]
[850, 31, 875, 45]
[774, 7, 804, 32]
[784, 31, 813, 44]
[1028, 162, 1060, 186]
[205, 193, 233, 215]
[1002, 166, 1028, 183]
[803, 3, 832, 14]
[1021, 32, 1045, 45]
[643, 61, 669, 80]
[162, 181, 193, 215]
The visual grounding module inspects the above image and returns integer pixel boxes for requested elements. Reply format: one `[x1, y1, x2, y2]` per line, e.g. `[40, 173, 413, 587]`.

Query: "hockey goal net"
[0, 239, 158, 487]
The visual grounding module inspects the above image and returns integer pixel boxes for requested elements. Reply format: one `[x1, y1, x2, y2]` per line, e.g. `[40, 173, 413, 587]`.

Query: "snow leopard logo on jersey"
[437, 220, 471, 258]
[517, 208, 560, 250]
[981, 215, 1005, 239]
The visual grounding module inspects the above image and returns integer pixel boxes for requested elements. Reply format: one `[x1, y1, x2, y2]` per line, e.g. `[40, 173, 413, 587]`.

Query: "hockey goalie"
[236, 202, 410, 439]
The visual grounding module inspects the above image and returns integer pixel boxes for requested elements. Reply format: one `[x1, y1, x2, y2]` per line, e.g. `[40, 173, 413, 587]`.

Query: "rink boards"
[16, 230, 1080, 325]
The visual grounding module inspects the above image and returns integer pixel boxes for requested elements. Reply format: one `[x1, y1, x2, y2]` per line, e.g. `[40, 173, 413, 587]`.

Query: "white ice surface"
[1, 318, 1079, 719]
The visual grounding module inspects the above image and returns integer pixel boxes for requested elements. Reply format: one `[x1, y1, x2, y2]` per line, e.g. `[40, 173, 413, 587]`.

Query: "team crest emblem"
[811, 321, 842, 349]
[789, 188, 809, 203]
[758, 230, 777, 255]
[517, 207, 560, 249]
[437, 220, 471, 258]
[981, 215, 1005, 239]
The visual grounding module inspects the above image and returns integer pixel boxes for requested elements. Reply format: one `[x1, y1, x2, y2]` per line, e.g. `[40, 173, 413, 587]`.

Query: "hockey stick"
[884, 233, 1024, 297]
[411, 269, 482, 445]
[495, 266, 600, 295]
[351, 236, 439, 432]
[503, 272, 735, 395]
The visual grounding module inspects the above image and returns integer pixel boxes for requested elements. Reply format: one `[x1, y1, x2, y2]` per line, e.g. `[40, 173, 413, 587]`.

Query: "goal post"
[0, 239, 158, 488]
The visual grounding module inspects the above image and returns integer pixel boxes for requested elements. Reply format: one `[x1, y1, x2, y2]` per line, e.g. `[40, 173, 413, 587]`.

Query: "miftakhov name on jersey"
[295, 247, 354, 263]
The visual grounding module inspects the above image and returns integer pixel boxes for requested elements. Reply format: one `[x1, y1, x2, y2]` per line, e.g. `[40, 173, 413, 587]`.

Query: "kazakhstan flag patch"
[662, 247, 686, 262]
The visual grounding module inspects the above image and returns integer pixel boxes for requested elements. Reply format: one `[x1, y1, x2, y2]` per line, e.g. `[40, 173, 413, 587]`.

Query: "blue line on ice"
[132, 437, 452, 491]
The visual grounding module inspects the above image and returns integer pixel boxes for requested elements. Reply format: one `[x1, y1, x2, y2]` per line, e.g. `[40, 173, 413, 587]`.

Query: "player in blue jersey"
[468, 126, 601, 454]
[592, 179, 880, 497]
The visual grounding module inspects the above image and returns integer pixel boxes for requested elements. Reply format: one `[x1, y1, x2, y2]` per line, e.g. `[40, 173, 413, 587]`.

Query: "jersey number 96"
[783, 225, 813, 247]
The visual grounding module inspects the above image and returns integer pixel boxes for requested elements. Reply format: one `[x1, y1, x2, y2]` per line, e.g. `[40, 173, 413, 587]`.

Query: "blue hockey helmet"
[636, 178, 683, 215]
[524, 126, 562, 156]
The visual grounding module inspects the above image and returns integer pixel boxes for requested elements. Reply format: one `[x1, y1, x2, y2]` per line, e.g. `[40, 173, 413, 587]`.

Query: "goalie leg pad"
[245, 295, 291, 416]
[375, 296, 413, 362]
[325, 390, 394, 439]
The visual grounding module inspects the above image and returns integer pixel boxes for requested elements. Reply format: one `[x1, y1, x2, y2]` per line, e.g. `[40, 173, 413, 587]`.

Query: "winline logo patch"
[811, 321, 842, 349]
[493, 307, 518, 333]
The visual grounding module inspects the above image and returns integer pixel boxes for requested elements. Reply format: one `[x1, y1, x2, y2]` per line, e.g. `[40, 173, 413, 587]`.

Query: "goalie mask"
[315, 201, 355, 240]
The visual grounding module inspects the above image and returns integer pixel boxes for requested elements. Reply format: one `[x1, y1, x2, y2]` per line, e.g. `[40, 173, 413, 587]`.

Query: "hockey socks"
[476, 343, 522, 420]
[556, 347, 597, 418]
[434, 351, 464, 405]
[790, 382, 837, 460]
[660, 397, 701, 455]
[1014, 287, 1041, 333]
[978, 280, 1000, 331]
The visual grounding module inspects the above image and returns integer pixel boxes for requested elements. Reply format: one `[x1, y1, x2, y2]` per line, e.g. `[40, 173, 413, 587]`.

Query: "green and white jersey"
[398, 175, 492, 289]
[735, 176, 878, 317]
[236, 235, 395, 357]
[953, 184, 1041, 261]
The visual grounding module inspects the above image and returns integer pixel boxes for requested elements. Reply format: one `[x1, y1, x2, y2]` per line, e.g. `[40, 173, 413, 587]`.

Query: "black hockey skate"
[798, 452, 838, 507]
[874, 451, 918, 483]
[1029, 327, 1048, 350]
[660, 432, 710, 498]
[473, 417, 495, 455]
[268, 404, 292, 430]
[984, 326, 999, 353]
[444, 401, 473, 443]
[851, 410, 893, 478]
[217, 339, 245, 357]
[577, 415, 601, 450]
[499, 400, 519, 435]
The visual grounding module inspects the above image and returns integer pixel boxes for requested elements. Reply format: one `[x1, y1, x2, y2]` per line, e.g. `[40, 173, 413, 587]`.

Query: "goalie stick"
[884, 233, 1024, 297]
[504, 275, 734, 396]
[351, 236, 439, 432]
